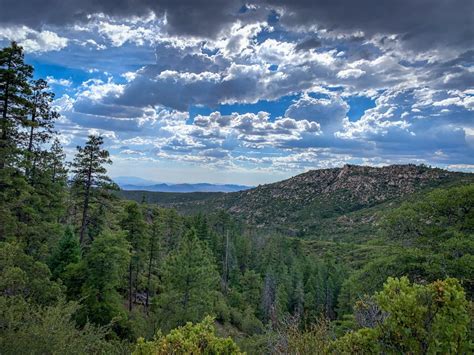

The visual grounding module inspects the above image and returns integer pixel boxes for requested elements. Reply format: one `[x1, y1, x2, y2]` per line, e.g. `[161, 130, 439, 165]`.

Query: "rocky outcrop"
[209, 164, 472, 228]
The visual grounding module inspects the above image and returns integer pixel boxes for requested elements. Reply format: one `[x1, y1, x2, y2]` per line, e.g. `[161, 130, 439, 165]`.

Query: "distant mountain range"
[114, 176, 252, 193]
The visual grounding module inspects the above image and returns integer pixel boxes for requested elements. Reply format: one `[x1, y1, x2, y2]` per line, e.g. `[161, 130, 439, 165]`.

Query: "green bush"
[133, 316, 243, 354]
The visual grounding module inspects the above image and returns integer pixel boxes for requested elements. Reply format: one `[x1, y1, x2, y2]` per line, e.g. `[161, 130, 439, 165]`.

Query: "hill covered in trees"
[1, 42, 473, 354]
[121, 164, 473, 238]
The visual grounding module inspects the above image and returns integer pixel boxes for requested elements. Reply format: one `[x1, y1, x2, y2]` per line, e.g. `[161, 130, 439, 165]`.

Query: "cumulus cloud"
[284, 94, 349, 134]
[0, 25, 68, 52]
[46, 76, 73, 87]
[337, 68, 365, 79]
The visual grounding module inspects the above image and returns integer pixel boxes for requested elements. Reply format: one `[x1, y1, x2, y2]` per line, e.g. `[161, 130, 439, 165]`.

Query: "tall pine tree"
[71, 135, 115, 245]
[24, 78, 58, 180]
[0, 42, 32, 169]
[154, 228, 219, 330]
[120, 201, 147, 312]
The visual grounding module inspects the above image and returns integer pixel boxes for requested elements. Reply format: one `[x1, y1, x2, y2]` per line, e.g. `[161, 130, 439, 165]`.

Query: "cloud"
[295, 37, 321, 51]
[117, 63, 267, 110]
[46, 76, 73, 87]
[5, 1, 472, 181]
[0, 25, 68, 52]
[98, 22, 152, 47]
[0, 0, 244, 38]
[268, 0, 473, 56]
[337, 68, 365, 79]
[284, 94, 349, 134]
[2, 1, 471, 57]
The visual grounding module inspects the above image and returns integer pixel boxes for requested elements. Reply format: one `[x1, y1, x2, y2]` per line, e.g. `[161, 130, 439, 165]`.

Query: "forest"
[1, 42, 473, 354]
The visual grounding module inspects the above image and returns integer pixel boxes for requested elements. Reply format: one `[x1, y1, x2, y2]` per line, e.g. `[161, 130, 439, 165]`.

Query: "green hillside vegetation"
[121, 165, 474, 239]
[1, 42, 473, 354]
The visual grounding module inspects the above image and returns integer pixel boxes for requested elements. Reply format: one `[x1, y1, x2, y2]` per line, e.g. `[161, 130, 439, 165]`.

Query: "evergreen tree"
[0, 42, 33, 169]
[0, 242, 63, 305]
[79, 230, 130, 327]
[25, 78, 57, 153]
[71, 135, 115, 245]
[145, 207, 163, 313]
[0, 298, 119, 354]
[161, 209, 183, 252]
[24, 78, 58, 180]
[332, 277, 471, 354]
[0, 43, 33, 242]
[120, 201, 147, 312]
[154, 229, 219, 330]
[239, 269, 263, 309]
[304, 259, 344, 321]
[49, 226, 81, 280]
[49, 138, 67, 184]
[134, 316, 243, 354]
[261, 270, 277, 326]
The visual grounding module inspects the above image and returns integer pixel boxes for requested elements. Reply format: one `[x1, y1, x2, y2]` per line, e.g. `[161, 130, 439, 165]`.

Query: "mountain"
[113, 176, 160, 186]
[113, 176, 252, 192]
[120, 164, 474, 238]
[119, 182, 252, 193]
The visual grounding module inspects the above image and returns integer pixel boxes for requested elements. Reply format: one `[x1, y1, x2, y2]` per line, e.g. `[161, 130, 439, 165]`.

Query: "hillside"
[120, 164, 474, 238]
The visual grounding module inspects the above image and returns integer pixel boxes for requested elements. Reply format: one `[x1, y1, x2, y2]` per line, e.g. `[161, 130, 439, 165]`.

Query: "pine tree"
[0, 43, 33, 242]
[24, 78, 58, 180]
[261, 270, 277, 326]
[49, 226, 81, 280]
[120, 201, 147, 312]
[71, 135, 115, 245]
[0, 241, 63, 305]
[79, 230, 130, 327]
[0, 42, 33, 169]
[239, 269, 263, 311]
[161, 209, 183, 252]
[304, 259, 344, 321]
[154, 229, 218, 330]
[48, 138, 67, 185]
[145, 207, 163, 313]
[25, 79, 57, 153]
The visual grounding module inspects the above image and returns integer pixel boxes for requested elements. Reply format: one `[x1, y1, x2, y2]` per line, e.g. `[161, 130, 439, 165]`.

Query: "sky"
[0, 0, 473, 185]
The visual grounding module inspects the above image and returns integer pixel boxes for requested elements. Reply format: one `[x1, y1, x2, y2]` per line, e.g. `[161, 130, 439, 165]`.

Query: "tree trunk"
[51, 162, 57, 183]
[128, 259, 133, 312]
[79, 187, 90, 245]
[79, 158, 93, 245]
[146, 236, 155, 313]
[27, 109, 36, 153]
[182, 277, 190, 313]
[0, 51, 13, 169]
[223, 230, 230, 294]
